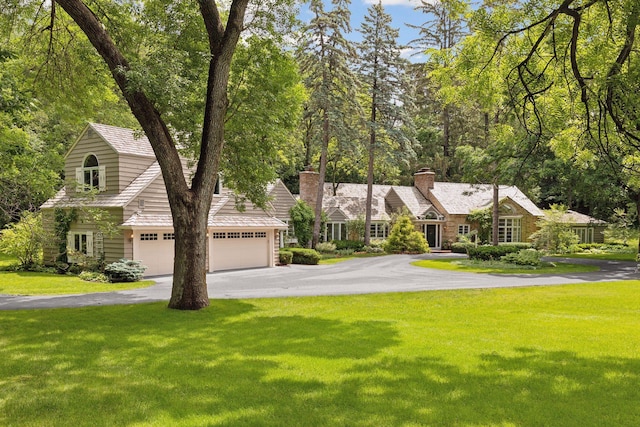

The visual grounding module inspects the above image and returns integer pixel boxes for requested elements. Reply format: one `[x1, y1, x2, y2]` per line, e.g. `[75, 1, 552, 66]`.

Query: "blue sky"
[298, 0, 428, 61]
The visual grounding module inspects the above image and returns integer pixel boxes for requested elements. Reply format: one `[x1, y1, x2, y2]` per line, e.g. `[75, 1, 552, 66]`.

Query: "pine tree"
[358, 1, 416, 245]
[297, 0, 361, 248]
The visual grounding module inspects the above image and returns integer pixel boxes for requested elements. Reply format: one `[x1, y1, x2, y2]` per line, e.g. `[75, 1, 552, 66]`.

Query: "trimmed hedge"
[467, 244, 531, 261]
[278, 250, 293, 265]
[501, 249, 542, 266]
[333, 240, 365, 251]
[451, 242, 475, 254]
[288, 248, 320, 265]
[104, 259, 147, 282]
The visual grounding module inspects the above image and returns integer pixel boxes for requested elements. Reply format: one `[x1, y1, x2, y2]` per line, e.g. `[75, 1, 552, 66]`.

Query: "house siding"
[65, 131, 118, 196]
[68, 208, 125, 264]
[118, 153, 157, 192]
[126, 176, 173, 219]
[268, 181, 297, 220]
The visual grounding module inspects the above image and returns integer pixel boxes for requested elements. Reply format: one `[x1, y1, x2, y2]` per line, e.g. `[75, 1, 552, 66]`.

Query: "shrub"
[368, 239, 386, 249]
[336, 248, 354, 256]
[278, 250, 293, 265]
[364, 245, 385, 254]
[78, 271, 110, 283]
[383, 214, 429, 254]
[104, 259, 147, 282]
[467, 245, 521, 261]
[0, 211, 45, 270]
[289, 200, 315, 247]
[501, 249, 542, 266]
[451, 242, 475, 254]
[529, 204, 580, 253]
[288, 248, 320, 265]
[315, 242, 337, 253]
[334, 240, 366, 251]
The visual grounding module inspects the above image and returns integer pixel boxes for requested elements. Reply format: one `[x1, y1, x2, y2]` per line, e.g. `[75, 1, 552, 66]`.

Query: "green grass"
[558, 252, 637, 262]
[1, 283, 639, 426]
[412, 258, 600, 274]
[0, 252, 153, 295]
[0, 271, 155, 295]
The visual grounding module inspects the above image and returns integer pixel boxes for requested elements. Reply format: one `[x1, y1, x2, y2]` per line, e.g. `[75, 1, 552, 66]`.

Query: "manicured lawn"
[1, 283, 639, 426]
[0, 251, 154, 295]
[0, 271, 155, 295]
[412, 258, 600, 274]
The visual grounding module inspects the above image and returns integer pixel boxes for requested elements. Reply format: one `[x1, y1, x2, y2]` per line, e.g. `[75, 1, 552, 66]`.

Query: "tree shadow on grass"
[1, 302, 639, 426]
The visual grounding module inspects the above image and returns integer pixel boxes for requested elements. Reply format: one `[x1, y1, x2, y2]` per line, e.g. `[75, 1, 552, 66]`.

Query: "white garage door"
[211, 230, 269, 271]
[137, 231, 175, 276]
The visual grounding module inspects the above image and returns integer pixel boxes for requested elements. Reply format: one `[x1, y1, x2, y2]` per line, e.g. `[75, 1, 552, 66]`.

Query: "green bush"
[500, 249, 542, 266]
[104, 259, 147, 282]
[334, 240, 365, 251]
[383, 214, 429, 254]
[278, 250, 293, 265]
[315, 242, 337, 253]
[336, 248, 354, 256]
[451, 242, 475, 254]
[467, 245, 522, 261]
[0, 211, 45, 270]
[364, 245, 385, 254]
[288, 248, 320, 265]
[78, 271, 110, 283]
[289, 200, 315, 248]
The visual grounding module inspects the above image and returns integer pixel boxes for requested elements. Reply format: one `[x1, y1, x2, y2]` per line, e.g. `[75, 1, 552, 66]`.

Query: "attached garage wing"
[211, 231, 269, 271]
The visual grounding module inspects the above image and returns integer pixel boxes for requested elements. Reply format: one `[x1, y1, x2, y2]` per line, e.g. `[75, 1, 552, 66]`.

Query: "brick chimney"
[299, 166, 319, 208]
[414, 167, 435, 198]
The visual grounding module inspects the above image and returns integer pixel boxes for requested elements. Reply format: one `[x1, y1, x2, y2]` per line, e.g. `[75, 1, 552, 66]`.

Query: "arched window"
[76, 154, 106, 192]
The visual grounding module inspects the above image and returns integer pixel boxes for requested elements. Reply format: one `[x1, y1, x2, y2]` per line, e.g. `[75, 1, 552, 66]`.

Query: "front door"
[426, 224, 438, 248]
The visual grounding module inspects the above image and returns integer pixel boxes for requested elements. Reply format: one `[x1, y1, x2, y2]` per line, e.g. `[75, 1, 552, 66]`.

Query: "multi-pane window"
[242, 232, 254, 239]
[369, 222, 389, 239]
[458, 224, 470, 235]
[255, 231, 267, 238]
[163, 233, 175, 240]
[140, 233, 158, 241]
[572, 227, 594, 244]
[76, 154, 106, 192]
[67, 231, 94, 263]
[325, 222, 347, 241]
[212, 232, 226, 239]
[228, 232, 241, 239]
[498, 218, 521, 243]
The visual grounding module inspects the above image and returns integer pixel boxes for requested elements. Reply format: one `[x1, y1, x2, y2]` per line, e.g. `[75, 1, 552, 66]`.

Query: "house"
[562, 209, 607, 244]
[41, 123, 288, 276]
[299, 167, 545, 248]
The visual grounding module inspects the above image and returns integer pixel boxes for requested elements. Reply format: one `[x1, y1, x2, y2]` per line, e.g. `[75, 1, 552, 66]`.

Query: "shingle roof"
[322, 183, 392, 221]
[89, 123, 157, 158]
[122, 213, 287, 229]
[40, 162, 162, 209]
[429, 182, 544, 216]
[562, 210, 607, 225]
[389, 186, 435, 217]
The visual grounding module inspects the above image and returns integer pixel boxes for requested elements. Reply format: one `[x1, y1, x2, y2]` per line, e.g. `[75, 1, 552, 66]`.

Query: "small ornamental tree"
[383, 213, 429, 254]
[0, 211, 45, 269]
[289, 200, 315, 248]
[529, 205, 579, 254]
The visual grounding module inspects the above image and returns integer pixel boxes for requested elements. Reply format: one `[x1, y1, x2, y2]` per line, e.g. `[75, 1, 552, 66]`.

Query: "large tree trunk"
[364, 86, 377, 246]
[169, 197, 210, 309]
[312, 109, 330, 248]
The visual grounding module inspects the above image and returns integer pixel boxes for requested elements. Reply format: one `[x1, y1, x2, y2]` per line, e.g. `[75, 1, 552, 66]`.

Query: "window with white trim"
[498, 218, 521, 243]
[572, 227, 594, 244]
[325, 222, 346, 241]
[255, 231, 267, 238]
[140, 233, 158, 241]
[370, 222, 389, 239]
[212, 232, 226, 239]
[67, 231, 94, 262]
[458, 224, 470, 235]
[163, 233, 175, 240]
[76, 154, 106, 192]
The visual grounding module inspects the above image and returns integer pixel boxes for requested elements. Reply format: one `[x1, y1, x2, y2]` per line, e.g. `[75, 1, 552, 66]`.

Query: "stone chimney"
[414, 167, 435, 198]
[299, 166, 319, 208]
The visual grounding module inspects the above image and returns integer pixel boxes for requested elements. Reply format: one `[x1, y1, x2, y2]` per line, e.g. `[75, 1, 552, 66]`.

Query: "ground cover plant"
[411, 258, 600, 274]
[0, 271, 155, 295]
[1, 283, 639, 426]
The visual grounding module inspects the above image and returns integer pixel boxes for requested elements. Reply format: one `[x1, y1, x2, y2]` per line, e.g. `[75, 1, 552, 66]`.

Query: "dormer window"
[76, 154, 106, 192]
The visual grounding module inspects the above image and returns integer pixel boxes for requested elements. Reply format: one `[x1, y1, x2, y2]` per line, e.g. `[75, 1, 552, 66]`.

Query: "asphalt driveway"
[1, 253, 637, 310]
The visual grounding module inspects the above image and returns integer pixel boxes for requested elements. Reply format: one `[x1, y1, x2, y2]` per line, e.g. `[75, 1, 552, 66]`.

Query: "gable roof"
[322, 183, 392, 221]
[387, 186, 437, 218]
[41, 161, 162, 209]
[429, 183, 544, 216]
[561, 210, 607, 225]
[65, 123, 157, 159]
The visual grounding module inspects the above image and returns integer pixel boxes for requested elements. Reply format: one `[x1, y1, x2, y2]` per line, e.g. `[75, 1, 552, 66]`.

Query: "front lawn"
[0, 271, 155, 295]
[412, 257, 600, 274]
[1, 283, 638, 426]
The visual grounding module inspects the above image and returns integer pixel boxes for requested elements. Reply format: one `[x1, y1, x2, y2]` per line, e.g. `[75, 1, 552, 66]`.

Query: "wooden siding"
[65, 130, 119, 195]
[41, 209, 58, 264]
[217, 197, 272, 217]
[268, 181, 297, 220]
[118, 153, 156, 192]
[384, 189, 406, 216]
[126, 175, 172, 219]
[68, 208, 125, 264]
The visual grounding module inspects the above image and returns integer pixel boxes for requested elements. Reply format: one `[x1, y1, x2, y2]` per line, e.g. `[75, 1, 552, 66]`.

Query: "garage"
[135, 231, 175, 276]
[210, 230, 270, 271]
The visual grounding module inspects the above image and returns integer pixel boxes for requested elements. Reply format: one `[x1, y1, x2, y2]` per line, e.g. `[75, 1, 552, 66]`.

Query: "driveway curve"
[1, 254, 637, 310]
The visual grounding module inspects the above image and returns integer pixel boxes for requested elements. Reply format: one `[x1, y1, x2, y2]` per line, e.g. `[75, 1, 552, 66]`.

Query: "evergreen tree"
[297, 0, 361, 248]
[358, 1, 416, 245]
